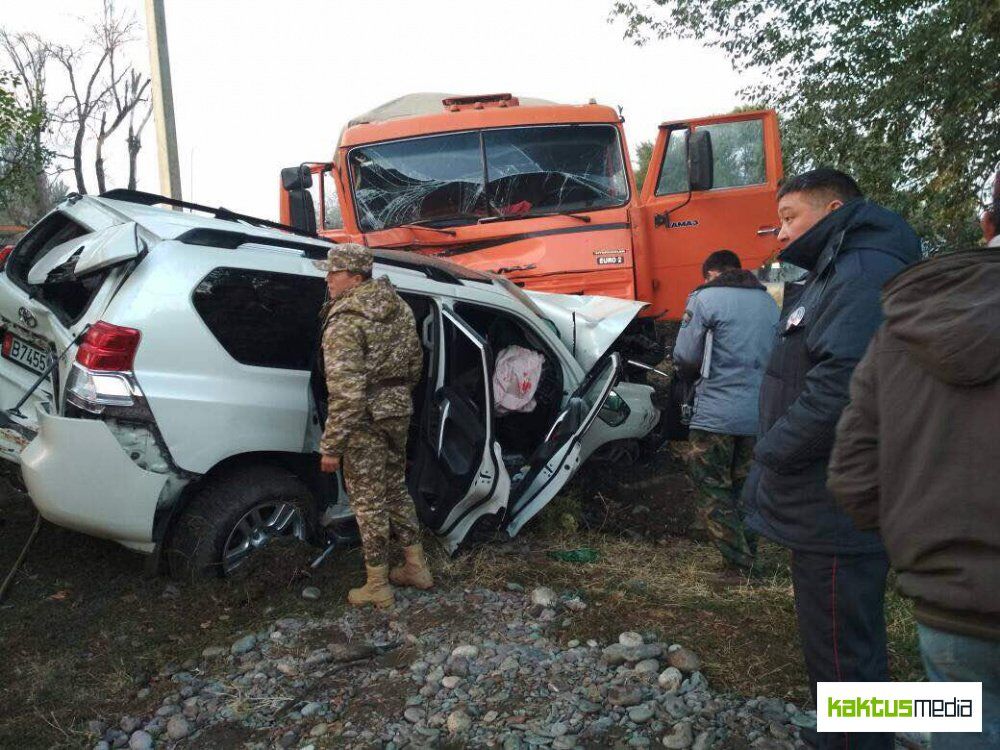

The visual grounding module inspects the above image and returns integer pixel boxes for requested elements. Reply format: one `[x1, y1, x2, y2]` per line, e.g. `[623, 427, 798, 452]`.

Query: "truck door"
[636, 110, 782, 318]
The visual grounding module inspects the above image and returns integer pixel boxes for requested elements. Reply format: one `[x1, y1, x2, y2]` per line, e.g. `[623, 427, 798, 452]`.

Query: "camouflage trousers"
[342, 418, 422, 567]
[678, 429, 758, 570]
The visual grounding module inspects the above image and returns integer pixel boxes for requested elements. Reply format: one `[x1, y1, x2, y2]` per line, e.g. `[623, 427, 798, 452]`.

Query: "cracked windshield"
[349, 125, 629, 231]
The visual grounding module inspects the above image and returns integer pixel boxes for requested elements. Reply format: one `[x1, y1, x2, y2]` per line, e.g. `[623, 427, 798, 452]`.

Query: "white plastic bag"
[493, 345, 544, 415]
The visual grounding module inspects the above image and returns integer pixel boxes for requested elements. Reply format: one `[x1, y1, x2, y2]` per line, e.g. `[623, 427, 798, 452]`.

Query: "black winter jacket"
[743, 199, 921, 554]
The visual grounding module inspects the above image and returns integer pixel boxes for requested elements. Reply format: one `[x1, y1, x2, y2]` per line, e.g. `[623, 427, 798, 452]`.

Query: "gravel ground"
[86, 585, 818, 750]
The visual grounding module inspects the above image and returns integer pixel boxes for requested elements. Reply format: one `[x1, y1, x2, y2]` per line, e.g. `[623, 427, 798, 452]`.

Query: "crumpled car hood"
[523, 290, 647, 370]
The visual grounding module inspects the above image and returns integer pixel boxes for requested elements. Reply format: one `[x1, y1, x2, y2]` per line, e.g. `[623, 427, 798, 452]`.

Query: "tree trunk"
[73, 118, 87, 194]
[95, 115, 108, 195]
[127, 131, 140, 191]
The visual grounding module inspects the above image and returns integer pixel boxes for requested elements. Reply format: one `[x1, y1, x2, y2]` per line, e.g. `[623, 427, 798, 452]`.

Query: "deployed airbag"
[493, 345, 544, 415]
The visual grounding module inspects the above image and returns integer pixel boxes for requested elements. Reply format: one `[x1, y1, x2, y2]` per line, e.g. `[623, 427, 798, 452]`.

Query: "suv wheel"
[168, 465, 314, 579]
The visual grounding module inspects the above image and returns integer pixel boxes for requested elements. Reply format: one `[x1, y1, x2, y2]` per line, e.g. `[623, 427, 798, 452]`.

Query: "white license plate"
[2, 331, 49, 375]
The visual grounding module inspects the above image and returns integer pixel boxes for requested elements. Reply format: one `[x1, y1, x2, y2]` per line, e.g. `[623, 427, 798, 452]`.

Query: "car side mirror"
[688, 130, 713, 191]
[281, 165, 313, 192]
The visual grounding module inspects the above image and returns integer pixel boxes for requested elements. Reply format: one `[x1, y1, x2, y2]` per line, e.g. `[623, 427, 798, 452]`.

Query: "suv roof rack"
[100, 189, 321, 239]
[99, 190, 485, 287]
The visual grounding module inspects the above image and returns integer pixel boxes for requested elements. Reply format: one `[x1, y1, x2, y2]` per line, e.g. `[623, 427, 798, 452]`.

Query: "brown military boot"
[389, 543, 435, 590]
[347, 564, 394, 609]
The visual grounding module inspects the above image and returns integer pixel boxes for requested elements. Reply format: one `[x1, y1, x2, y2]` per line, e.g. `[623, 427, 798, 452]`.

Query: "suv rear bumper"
[21, 411, 167, 551]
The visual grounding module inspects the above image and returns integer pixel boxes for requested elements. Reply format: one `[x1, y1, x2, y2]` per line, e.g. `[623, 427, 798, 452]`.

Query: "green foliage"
[636, 115, 767, 195]
[611, 0, 1000, 248]
[633, 139, 654, 190]
[0, 70, 50, 224]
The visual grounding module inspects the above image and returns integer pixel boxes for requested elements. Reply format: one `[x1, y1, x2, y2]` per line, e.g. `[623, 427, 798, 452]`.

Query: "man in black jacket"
[742, 169, 921, 750]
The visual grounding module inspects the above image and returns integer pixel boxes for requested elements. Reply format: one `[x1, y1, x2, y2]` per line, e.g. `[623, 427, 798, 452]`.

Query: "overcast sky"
[5, 0, 746, 219]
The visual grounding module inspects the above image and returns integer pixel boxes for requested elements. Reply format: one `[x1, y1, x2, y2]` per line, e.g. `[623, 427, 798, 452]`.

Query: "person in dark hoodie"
[828, 177, 1000, 749]
[742, 169, 921, 750]
[673, 250, 778, 571]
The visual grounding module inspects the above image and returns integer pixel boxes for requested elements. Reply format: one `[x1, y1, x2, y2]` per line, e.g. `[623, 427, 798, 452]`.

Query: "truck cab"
[280, 93, 783, 321]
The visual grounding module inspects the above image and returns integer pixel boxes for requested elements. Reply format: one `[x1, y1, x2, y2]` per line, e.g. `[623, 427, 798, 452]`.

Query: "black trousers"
[791, 550, 894, 750]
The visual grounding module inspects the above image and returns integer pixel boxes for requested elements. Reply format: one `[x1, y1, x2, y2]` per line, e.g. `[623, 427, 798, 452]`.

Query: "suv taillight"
[75, 321, 141, 371]
[0, 245, 13, 271]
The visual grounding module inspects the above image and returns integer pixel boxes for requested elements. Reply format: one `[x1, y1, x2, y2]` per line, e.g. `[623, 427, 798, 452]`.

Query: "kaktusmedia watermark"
[817, 682, 982, 733]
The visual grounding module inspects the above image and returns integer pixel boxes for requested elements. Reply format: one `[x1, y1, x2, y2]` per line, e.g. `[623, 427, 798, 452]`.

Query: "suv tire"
[167, 465, 315, 579]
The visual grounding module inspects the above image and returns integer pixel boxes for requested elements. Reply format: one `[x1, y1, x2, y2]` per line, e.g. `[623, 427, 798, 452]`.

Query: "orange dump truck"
[279, 93, 783, 327]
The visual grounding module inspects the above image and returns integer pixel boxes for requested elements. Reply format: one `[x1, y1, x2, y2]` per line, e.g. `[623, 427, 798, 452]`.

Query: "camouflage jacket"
[320, 277, 423, 455]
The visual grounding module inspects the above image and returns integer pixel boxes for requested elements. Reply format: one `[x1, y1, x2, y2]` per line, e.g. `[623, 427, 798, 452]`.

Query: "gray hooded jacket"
[673, 270, 779, 436]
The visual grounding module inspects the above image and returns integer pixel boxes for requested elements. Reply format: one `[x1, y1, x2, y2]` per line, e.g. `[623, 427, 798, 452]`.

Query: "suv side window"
[193, 268, 326, 369]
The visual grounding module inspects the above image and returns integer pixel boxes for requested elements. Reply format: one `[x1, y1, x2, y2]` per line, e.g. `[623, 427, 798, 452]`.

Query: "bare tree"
[46, 0, 149, 194]
[95, 68, 149, 193]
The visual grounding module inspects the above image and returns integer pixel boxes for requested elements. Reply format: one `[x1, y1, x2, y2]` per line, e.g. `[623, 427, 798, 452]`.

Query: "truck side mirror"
[688, 130, 714, 191]
[281, 165, 317, 235]
[281, 165, 313, 192]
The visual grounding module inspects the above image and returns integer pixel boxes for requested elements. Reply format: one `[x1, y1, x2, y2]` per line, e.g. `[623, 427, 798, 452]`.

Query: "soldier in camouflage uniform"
[672, 250, 779, 572]
[317, 243, 434, 608]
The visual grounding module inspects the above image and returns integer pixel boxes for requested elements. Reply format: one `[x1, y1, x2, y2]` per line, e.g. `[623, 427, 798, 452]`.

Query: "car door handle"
[757, 226, 779, 236]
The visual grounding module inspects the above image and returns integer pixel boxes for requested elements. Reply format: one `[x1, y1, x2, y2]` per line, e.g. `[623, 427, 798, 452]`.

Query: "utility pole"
[144, 0, 182, 200]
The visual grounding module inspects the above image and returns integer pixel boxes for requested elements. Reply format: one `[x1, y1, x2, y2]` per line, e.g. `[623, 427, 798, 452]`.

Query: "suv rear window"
[193, 267, 326, 370]
[8, 212, 101, 325]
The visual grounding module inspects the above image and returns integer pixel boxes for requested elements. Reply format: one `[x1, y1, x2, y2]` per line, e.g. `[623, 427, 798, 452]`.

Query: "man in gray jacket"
[674, 250, 779, 571]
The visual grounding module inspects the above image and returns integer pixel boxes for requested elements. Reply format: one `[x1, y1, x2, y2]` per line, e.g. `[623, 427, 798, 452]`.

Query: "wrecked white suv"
[0, 191, 659, 576]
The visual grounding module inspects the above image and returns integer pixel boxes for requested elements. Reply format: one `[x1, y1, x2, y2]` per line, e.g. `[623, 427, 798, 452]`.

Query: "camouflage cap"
[314, 243, 373, 275]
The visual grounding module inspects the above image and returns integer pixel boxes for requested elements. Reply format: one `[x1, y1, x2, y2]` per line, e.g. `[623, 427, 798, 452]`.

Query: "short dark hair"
[777, 168, 863, 205]
[702, 249, 741, 277]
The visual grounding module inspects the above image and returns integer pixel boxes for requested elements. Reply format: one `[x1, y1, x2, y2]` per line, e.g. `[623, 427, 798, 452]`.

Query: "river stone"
[230, 634, 257, 655]
[301, 702, 322, 717]
[630, 644, 664, 661]
[128, 731, 153, 750]
[531, 587, 558, 608]
[619, 632, 644, 648]
[165, 715, 190, 741]
[628, 704, 655, 724]
[451, 644, 479, 660]
[634, 659, 660, 674]
[404, 707, 425, 723]
[666, 647, 701, 674]
[301, 586, 321, 601]
[609, 685, 644, 707]
[601, 644, 629, 665]
[447, 710, 472, 733]
[658, 667, 683, 692]
[661, 721, 693, 749]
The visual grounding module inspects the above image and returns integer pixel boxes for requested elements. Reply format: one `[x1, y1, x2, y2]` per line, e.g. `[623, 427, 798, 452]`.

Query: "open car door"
[636, 109, 782, 318]
[409, 305, 510, 553]
[504, 352, 621, 538]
